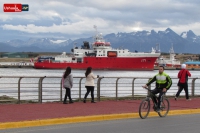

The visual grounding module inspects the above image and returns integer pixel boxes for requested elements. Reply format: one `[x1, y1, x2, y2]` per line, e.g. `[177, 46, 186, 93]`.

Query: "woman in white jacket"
[83, 67, 99, 103]
[62, 67, 73, 104]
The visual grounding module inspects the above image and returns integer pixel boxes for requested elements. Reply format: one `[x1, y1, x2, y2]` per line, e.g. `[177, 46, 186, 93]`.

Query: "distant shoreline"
[0, 65, 34, 68]
[154, 67, 200, 71]
[0, 65, 199, 71]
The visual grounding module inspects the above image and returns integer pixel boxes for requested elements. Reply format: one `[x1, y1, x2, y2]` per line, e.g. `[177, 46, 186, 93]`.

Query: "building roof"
[184, 61, 200, 65]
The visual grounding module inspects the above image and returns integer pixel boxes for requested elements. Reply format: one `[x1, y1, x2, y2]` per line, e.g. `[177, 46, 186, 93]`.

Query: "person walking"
[62, 67, 73, 104]
[175, 64, 191, 101]
[83, 67, 99, 103]
[143, 66, 172, 112]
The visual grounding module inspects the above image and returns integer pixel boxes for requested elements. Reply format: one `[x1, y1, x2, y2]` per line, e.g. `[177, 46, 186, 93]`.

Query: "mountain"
[1, 28, 200, 53]
[180, 30, 200, 53]
[3, 38, 74, 52]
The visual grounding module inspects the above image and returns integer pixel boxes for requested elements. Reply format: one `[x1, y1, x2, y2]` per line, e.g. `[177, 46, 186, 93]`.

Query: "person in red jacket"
[175, 64, 191, 100]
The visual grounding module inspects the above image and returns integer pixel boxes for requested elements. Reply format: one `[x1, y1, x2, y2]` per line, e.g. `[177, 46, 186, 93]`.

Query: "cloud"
[0, 0, 200, 40]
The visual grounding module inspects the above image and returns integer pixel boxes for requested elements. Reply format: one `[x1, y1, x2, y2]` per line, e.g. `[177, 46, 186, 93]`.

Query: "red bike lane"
[0, 97, 200, 123]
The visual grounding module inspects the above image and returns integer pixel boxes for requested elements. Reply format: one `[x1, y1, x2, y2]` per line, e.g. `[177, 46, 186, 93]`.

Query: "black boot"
[83, 99, 86, 103]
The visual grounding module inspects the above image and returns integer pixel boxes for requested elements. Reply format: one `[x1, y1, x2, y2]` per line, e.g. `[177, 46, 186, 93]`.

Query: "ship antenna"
[93, 25, 98, 35]
[93, 25, 100, 42]
[170, 43, 174, 54]
[73, 42, 77, 49]
[156, 43, 161, 53]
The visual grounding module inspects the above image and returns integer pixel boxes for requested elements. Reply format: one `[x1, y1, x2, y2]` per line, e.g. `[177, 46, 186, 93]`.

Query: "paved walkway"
[0, 97, 200, 129]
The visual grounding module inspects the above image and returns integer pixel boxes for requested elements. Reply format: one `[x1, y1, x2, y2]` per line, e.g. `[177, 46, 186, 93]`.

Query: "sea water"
[0, 68, 199, 77]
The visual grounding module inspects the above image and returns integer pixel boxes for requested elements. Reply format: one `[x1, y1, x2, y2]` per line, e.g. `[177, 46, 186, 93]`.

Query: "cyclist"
[143, 66, 172, 112]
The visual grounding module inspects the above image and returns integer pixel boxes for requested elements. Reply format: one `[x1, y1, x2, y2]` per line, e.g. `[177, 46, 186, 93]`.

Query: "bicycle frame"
[139, 87, 170, 119]
[145, 88, 159, 111]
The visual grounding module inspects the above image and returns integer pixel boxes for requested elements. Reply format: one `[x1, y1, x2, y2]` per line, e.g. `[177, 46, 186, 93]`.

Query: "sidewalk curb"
[0, 109, 200, 130]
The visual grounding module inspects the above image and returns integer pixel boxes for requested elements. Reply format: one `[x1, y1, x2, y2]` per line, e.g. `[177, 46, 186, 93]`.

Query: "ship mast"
[169, 43, 175, 54]
[94, 25, 98, 35]
[169, 43, 175, 66]
[93, 25, 104, 43]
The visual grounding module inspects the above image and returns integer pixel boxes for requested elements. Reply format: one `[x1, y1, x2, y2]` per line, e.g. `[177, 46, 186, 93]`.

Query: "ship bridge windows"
[77, 58, 82, 63]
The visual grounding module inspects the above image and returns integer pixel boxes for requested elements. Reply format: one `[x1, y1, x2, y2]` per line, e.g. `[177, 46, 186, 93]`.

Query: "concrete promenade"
[0, 97, 200, 130]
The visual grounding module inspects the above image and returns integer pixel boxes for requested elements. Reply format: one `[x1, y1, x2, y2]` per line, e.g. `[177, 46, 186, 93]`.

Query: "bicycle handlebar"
[142, 86, 151, 91]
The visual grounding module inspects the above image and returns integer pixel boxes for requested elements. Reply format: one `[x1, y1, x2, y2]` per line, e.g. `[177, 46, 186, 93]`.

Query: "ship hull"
[34, 57, 158, 70]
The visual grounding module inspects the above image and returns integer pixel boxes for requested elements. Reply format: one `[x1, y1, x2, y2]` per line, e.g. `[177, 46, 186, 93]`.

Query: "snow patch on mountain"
[50, 39, 67, 44]
[181, 32, 187, 38]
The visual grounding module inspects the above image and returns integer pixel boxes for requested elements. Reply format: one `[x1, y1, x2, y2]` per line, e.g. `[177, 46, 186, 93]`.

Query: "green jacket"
[146, 72, 172, 90]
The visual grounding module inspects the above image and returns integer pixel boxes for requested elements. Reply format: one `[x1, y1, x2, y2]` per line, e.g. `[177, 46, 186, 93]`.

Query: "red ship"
[34, 26, 160, 70]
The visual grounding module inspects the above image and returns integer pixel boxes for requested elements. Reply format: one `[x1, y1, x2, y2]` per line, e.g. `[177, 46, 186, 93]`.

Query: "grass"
[0, 95, 37, 104]
[0, 58, 31, 62]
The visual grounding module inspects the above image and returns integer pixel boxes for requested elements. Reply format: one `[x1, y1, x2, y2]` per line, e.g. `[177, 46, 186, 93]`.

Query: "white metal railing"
[0, 76, 199, 103]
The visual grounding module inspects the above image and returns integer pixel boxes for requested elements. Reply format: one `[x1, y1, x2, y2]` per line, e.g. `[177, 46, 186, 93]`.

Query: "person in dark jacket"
[143, 66, 172, 112]
[175, 64, 191, 101]
[62, 67, 73, 104]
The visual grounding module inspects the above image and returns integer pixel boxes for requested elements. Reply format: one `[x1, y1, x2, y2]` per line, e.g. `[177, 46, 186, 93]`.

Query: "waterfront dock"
[0, 62, 34, 68]
[154, 66, 200, 71]
[0, 65, 34, 68]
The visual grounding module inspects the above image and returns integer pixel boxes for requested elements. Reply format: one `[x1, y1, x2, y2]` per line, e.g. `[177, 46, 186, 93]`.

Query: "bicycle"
[139, 87, 170, 119]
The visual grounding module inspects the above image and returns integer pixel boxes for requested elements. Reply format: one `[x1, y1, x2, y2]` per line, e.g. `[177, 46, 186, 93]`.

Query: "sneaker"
[91, 101, 96, 103]
[63, 102, 67, 104]
[186, 99, 191, 101]
[156, 108, 160, 112]
[175, 97, 177, 101]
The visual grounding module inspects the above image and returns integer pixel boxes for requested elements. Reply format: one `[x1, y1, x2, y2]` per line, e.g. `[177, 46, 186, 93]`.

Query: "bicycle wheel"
[139, 98, 150, 119]
[158, 98, 170, 117]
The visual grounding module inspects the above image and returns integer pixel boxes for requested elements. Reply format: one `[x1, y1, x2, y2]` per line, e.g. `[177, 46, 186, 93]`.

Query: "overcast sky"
[1, 0, 200, 39]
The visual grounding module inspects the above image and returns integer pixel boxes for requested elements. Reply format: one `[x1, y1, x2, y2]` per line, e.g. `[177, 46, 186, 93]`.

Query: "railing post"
[116, 78, 120, 100]
[148, 78, 151, 95]
[132, 78, 136, 99]
[97, 77, 103, 101]
[191, 78, 197, 96]
[79, 77, 84, 102]
[38, 76, 46, 103]
[60, 78, 62, 102]
[18, 77, 23, 104]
